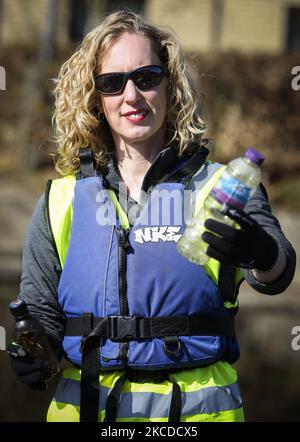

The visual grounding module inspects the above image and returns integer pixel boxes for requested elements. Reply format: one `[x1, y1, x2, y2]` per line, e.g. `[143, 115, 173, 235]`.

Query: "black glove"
[7, 344, 48, 391]
[202, 207, 278, 270]
[7, 334, 61, 391]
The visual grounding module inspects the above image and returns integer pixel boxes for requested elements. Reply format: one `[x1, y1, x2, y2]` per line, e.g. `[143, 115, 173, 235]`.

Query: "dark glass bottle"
[9, 299, 60, 381]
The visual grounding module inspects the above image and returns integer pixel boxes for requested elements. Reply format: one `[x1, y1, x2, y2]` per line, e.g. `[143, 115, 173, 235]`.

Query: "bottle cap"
[244, 148, 265, 165]
[9, 299, 28, 318]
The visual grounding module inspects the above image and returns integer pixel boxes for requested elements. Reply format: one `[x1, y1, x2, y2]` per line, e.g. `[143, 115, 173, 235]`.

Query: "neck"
[116, 145, 163, 202]
[115, 130, 165, 167]
[113, 131, 166, 201]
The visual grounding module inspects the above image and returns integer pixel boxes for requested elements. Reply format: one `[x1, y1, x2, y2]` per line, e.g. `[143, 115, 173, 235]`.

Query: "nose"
[123, 79, 140, 102]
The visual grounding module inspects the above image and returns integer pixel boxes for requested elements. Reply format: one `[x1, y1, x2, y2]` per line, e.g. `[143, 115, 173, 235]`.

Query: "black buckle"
[109, 316, 139, 341]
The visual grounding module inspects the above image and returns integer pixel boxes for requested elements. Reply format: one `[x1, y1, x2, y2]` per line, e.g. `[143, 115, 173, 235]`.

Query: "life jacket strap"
[77, 312, 224, 423]
[79, 148, 96, 178]
[79, 333, 183, 423]
[169, 380, 182, 422]
[74, 313, 235, 422]
[156, 146, 209, 185]
[65, 314, 236, 340]
[103, 372, 127, 422]
[79, 313, 100, 422]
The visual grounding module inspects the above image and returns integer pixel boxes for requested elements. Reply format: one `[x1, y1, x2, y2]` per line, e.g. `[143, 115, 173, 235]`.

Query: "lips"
[122, 109, 149, 121]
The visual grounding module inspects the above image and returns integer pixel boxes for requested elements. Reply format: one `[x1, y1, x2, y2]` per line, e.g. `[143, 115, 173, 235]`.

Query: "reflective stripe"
[47, 403, 244, 422]
[51, 376, 242, 418]
[53, 376, 110, 410]
[116, 407, 244, 422]
[47, 362, 243, 421]
[48, 389, 243, 422]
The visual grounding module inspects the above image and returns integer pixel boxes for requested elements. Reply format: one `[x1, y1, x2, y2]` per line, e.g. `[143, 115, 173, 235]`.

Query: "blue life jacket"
[46, 148, 243, 422]
[50, 166, 240, 371]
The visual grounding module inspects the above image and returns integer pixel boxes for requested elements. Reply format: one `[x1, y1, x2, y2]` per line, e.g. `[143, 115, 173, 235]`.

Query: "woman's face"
[98, 32, 168, 149]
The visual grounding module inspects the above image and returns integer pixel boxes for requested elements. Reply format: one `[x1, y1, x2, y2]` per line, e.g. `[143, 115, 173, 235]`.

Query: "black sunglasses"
[94, 65, 166, 95]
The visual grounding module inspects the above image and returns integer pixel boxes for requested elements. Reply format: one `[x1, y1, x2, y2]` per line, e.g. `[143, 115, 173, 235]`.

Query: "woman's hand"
[202, 208, 279, 270]
[7, 334, 61, 390]
[7, 346, 48, 390]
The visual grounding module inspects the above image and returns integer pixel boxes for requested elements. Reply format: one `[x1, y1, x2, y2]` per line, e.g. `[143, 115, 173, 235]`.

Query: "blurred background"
[0, 0, 300, 422]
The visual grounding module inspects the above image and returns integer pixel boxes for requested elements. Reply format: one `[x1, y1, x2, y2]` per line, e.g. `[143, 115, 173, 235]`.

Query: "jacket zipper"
[116, 227, 131, 360]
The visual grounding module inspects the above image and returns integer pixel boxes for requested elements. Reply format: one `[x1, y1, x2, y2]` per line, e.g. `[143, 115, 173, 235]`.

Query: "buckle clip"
[109, 316, 139, 341]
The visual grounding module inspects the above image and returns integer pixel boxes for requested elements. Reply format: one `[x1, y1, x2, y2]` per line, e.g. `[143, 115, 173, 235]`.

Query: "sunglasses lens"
[133, 66, 165, 91]
[95, 66, 165, 94]
[95, 73, 124, 94]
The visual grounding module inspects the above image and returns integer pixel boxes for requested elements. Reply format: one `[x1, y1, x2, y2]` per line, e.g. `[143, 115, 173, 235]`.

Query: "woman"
[9, 10, 296, 422]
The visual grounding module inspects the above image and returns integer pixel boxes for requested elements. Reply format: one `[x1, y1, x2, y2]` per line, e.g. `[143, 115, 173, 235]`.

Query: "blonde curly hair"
[52, 10, 207, 176]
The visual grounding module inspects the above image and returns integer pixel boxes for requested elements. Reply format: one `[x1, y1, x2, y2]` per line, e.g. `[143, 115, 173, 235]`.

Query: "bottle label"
[211, 171, 251, 209]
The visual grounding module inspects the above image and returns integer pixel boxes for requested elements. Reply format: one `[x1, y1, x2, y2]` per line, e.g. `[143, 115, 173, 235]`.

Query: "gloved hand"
[202, 207, 278, 270]
[7, 344, 48, 390]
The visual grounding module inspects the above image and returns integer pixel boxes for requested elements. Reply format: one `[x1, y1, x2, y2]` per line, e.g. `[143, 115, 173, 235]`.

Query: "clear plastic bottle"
[8, 299, 60, 381]
[177, 148, 265, 265]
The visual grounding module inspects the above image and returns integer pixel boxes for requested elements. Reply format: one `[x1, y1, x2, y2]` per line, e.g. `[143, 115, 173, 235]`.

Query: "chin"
[123, 130, 154, 143]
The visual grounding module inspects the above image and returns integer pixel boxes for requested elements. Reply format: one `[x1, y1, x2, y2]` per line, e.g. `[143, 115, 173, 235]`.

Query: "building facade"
[0, 0, 300, 53]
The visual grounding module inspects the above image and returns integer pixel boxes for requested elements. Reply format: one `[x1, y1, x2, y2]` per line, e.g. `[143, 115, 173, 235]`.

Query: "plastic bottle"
[8, 299, 60, 381]
[177, 148, 265, 265]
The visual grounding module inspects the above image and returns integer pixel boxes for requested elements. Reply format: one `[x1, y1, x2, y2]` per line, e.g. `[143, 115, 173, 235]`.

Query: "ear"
[92, 103, 104, 116]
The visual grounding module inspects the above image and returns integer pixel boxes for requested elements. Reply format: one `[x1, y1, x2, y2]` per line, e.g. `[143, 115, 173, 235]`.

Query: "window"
[69, 0, 88, 42]
[105, 0, 145, 15]
[287, 7, 300, 52]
